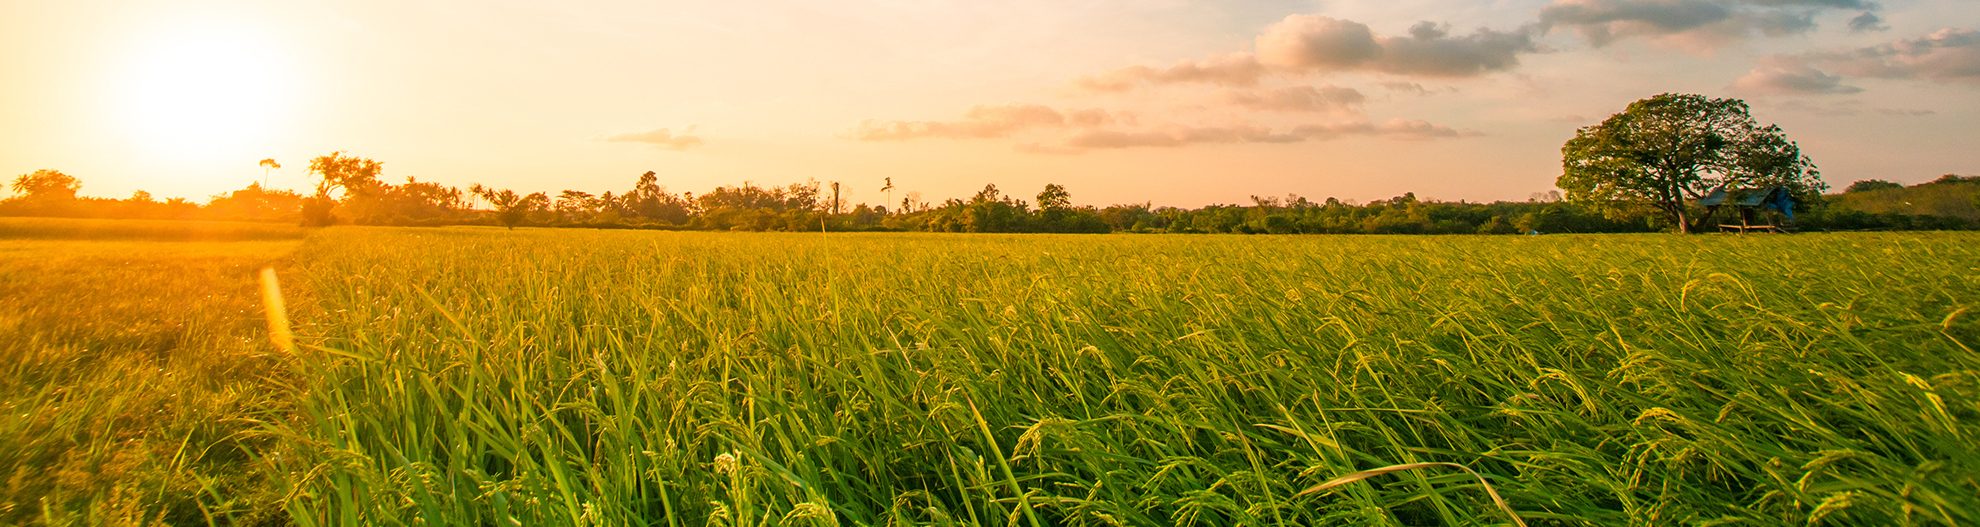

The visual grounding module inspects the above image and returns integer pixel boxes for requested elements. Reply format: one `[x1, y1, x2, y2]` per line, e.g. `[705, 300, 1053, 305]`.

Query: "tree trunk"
[1675, 208, 1691, 234]
[1689, 206, 1719, 234]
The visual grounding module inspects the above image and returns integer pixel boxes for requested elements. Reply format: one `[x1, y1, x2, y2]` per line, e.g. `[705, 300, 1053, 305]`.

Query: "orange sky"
[3, 0, 1976, 207]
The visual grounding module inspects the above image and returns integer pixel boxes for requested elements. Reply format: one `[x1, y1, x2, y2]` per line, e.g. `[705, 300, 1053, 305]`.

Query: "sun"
[112, 20, 298, 165]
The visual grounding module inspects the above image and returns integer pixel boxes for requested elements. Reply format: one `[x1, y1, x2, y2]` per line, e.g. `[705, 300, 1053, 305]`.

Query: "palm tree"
[881, 177, 895, 215]
[258, 158, 281, 187]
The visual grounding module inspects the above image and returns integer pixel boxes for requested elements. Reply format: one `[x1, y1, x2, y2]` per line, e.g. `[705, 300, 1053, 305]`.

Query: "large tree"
[10, 169, 81, 201]
[308, 152, 384, 198]
[302, 152, 385, 226]
[1557, 93, 1823, 233]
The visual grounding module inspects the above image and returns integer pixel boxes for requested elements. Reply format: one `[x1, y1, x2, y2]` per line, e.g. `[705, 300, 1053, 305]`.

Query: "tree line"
[4, 159, 1974, 234]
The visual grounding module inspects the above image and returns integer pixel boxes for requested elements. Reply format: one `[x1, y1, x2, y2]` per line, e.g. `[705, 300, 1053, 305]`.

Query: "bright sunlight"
[111, 19, 297, 167]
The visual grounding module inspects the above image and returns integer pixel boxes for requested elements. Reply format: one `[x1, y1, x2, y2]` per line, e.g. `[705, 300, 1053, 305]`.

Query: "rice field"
[3, 219, 1977, 525]
[0, 220, 301, 524]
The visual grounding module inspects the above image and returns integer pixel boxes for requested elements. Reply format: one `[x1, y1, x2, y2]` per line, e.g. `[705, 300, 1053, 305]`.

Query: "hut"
[1698, 186, 1797, 233]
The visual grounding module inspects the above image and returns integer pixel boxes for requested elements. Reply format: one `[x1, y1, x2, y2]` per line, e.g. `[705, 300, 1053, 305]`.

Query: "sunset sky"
[3, 0, 1975, 207]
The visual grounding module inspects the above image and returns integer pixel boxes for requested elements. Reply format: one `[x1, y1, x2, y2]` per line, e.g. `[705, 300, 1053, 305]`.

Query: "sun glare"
[112, 21, 297, 167]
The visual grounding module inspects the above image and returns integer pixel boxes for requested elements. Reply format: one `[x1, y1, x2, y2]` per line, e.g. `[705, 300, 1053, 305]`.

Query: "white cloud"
[607, 128, 703, 150]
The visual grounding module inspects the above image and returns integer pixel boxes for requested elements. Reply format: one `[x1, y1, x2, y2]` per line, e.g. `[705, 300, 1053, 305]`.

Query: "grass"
[4, 220, 1976, 525]
[0, 217, 304, 242]
[0, 221, 300, 525]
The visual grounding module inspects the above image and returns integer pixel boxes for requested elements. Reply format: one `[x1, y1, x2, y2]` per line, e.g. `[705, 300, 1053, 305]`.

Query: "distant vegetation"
[1817, 174, 1980, 229]
[4, 163, 1975, 234]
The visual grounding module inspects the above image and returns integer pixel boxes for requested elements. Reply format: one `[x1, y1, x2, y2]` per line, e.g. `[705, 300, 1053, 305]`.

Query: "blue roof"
[1699, 187, 1793, 209]
[1698, 186, 1796, 221]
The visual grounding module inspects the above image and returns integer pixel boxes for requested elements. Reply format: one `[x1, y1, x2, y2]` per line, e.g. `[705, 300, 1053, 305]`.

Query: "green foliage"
[469, 184, 550, 229]
[626, 171, 695, 225]
[1809, 174, 1980, 229]
[300, 194, 337, 227]
[358, 177, 469, 225]
[9, 169, 81, 201]
[307, 152, 384, 199]
[961, 184, 1028, 232]
[1037, 183, 1071, 211]
[1558, 93, 1824, 232]
[2, 161, 1974, 235]
[695, 181, 822, 231]
[3, 170, 86, 217]
[0, 224, 298, 524]
[206, 183, 306, 223]
[301, 152, 384, 226]
[1073, 196, 1648, 235]
[1935, 174, 1980, 185]
[553, 190, 601, 223]
[298, 153, 459, 226]
[266, 228, 1977, 525]
[298, 153, 471, 226]
[8, 219, 1980, 524]
[1845, 179, 1904, 193]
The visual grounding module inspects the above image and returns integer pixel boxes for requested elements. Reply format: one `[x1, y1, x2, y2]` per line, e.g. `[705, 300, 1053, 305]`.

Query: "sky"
[2, 0, 1976, 207]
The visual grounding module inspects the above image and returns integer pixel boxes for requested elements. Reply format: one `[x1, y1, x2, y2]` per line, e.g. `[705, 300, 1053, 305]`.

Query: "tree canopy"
[470, 184, 549, 230]
[1844, 179, 1904, 193]
[309, 152, 384, 199]
[10, 169, 81, 201]
[1557, 93, 1824, 233]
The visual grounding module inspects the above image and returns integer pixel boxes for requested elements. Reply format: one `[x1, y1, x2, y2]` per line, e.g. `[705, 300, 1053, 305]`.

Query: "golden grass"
[0, 226, 300, 525]
[0, 217, 303, 242]
[5, 220, 1977, 525]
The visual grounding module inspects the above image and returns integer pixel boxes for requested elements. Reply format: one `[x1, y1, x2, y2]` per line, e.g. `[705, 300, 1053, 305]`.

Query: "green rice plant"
[6, 219, 1974, 525]
[251, 228, 1977, 526]
[0, 217, 304, 242]
[0, 234, 301, 525]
